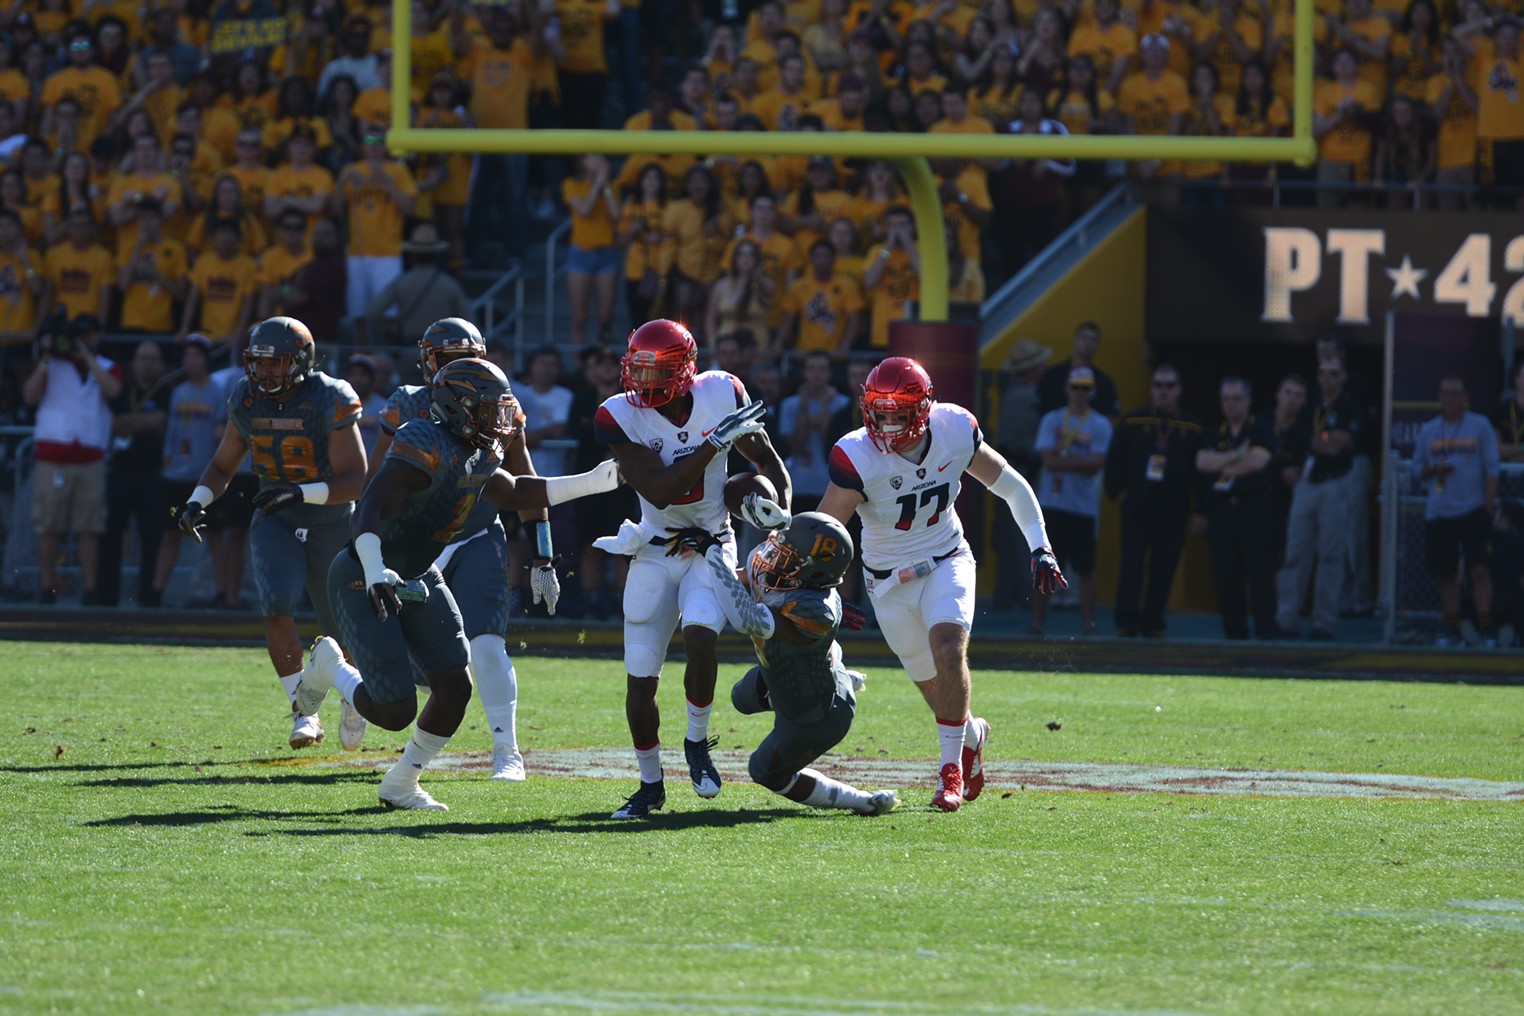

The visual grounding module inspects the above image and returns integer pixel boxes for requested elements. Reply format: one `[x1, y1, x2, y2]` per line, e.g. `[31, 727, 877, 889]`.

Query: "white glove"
[740, 493, 790, 531]
[707, 399, 767, 453]
[592, 518, 644, 556]
[530, 562, 561, 614]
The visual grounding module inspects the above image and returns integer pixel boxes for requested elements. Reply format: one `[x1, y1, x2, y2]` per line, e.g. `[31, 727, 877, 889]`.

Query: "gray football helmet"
[749, 511, 854, 590]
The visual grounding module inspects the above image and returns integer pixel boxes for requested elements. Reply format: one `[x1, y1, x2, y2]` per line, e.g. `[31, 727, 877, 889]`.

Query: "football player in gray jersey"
[298, 359, 622, 810]
[671, 511, 897, 817]
[174, 317, 369, 752]
[367, 318, 551, 782]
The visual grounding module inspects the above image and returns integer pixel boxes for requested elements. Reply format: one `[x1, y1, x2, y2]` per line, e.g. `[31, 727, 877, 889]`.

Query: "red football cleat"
[961, 717, 989, 801]
[932, 762, 963, 812]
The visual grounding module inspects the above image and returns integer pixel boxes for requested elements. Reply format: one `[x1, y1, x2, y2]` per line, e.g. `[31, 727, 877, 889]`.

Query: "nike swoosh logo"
[703, 428, 715, 437]
[938, 461, 952, 471]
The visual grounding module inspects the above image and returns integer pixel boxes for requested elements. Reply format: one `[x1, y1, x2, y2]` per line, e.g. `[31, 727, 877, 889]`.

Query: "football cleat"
[932, 762, 963, 812]
[296, 636, 342, 717]
[684, 736, 722, 798]
[490, 747, 526, 782]
[862, 789, 899, 816]
[339, 698, 367, 752]
[961, 717, 990, 801]
[610, 780, 667, 819]
[379, 786, 449, 811]
[288, 710, 324, 749]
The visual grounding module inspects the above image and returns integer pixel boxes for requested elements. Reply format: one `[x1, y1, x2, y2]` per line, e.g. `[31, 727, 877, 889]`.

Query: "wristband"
[534, 518, 554, 559]
[354, 531, 389, 586]
[544, 459, 619, 506]
[189, 484, 215, 508]
[298, 481, 330, 505]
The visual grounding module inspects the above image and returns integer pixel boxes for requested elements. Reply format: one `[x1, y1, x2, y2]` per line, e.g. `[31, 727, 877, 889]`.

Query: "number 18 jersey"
[593, 370, 748, 541]
[828, 402, 983, 570]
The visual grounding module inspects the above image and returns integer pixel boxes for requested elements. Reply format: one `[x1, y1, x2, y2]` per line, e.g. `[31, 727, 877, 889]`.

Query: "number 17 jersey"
[827, 402, 983, 570]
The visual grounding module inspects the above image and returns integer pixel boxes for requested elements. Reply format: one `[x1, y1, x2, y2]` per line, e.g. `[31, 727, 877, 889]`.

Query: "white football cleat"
[862, 789, 898, 815]
[338, 698, 367, 752]
[490, 747, 526, 782]
[379, 786, 449, 811]
[288, 710, 324, 749]
[296, 636, 342, 717]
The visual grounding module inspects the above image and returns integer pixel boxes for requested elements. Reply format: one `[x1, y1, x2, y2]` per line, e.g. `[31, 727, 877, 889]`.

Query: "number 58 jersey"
[828, 402, 983, 570]
[594, 370, 749, 541]
[228, 370, 362, 527]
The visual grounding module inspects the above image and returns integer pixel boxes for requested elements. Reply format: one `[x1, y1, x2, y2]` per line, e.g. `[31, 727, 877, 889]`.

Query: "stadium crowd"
[0, 0, 1521, 639]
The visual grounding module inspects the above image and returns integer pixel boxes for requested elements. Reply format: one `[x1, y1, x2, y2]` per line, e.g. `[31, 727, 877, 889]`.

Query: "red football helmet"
[621, 319, 698, 408]
[860, 357, 935, 452]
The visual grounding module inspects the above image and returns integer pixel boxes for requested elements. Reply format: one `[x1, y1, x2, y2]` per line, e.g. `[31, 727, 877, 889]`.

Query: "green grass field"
[3, 641, 1522, 1016]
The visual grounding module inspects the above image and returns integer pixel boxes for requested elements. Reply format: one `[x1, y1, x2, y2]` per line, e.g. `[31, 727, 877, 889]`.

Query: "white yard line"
[296, 749, 1524, 802]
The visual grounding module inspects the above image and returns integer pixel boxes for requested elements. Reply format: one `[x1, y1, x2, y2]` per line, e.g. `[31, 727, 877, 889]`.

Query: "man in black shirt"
[1275, 356, 1363, 639]
[1269, 373, 1309, 563]
[1196, 377, 1279, 640]
[1491, 360, 1524, 463]
[99, 341, 169, 607]
[1104, 364, 1203, 637]
[1038, 321, 1122, 418]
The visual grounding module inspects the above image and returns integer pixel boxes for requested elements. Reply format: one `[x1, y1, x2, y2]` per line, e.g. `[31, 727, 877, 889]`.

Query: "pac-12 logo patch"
[890, 476, 903, 489]
[648, 438, 663, 453]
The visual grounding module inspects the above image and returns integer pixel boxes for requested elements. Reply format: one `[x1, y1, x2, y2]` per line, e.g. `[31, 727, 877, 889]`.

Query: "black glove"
[841, 599, 867, 632]
[175, 502, 207, 543]
[1031, 547, 1067, 595]
[664, 526, 722, 557]
[251, 482, 303, 516]
[369, 579, 403, 621]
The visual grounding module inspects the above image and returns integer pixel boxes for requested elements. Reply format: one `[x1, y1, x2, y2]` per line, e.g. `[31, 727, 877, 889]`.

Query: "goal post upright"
[385, 0, 1315, 324]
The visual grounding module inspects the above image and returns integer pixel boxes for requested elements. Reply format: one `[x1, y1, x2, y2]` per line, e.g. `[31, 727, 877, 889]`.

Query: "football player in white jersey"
[592, 319, 791, 819]
[800, 357, 1066, 811]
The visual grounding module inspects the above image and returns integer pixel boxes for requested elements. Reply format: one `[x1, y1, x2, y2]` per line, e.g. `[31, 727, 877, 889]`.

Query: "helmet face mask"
[419, 317, 486, 383]
[861, 357, 934, 453]
[430, 358, 520, 456]
[622, 319, 697, 409]
[244, 316, 315, 398]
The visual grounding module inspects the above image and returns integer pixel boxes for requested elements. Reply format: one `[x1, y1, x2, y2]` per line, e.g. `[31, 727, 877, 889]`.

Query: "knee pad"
[748, 749, 790, 792]
[624, 638, 666, 679]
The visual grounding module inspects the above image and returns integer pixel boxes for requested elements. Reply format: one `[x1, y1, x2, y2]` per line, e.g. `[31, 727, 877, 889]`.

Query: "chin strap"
[989, 464, 1050, 552]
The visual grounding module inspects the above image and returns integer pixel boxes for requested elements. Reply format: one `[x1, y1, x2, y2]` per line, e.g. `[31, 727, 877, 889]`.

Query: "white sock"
[470, 634, 518, 752]
[386, 726, 452, 787]
[964, 716, 982, 747]
[635, 743, 663, 784]
[331, 657, 363, 706]
[797, 768, 873, 813]
[685, 698, 712, 742]
[937, 716, 967, 768]
[278, 671, 302, 709]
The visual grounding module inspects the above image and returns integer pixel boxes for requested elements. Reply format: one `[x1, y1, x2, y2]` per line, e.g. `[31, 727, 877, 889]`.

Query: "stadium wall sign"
[1148, 208, 1524, 343]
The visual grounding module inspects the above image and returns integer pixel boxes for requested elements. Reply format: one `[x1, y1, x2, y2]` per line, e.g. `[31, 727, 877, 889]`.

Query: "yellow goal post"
[386, 0, 1317, 320]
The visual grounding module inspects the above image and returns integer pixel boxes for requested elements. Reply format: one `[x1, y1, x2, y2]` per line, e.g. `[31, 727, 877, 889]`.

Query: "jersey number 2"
[894, 483, 950, 531]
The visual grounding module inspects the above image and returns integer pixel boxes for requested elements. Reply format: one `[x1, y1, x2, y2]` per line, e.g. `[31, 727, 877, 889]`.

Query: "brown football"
[724, 472, 779, 519]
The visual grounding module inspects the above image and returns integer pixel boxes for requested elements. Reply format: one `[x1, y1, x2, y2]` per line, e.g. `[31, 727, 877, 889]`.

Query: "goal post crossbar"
[386, 0, 1316, 321]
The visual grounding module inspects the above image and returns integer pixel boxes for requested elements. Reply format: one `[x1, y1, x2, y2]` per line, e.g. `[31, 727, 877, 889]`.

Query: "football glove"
[707, 399, 767, 453]
[251, 482, 303, 516]
[664, 526, 722, 557]
[841, 599, 867, 632]
[355, 533, 405, 621]
[530, 559, 561, 615]
[740, 492, 790, 531]
[1031, 547, 1067, 595]
[175, 502, 208, 542]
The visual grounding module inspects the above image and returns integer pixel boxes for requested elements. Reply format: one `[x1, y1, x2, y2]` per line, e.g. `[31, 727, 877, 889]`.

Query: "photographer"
[21, 314, 123, 604]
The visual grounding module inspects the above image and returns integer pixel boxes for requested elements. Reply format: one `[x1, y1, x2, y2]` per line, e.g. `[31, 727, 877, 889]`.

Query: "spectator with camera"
[21, 313, 122, 604]
[99, 341, 169, 608]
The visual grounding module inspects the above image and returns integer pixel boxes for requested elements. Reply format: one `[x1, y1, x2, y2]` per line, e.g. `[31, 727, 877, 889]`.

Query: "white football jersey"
[595, 370, 748, 540]
[829, 402, 984, 569]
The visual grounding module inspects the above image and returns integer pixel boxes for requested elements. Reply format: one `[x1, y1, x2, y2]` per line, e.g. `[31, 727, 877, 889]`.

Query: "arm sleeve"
[990, 463, 1050, 551]
[703, 546, 776, 639]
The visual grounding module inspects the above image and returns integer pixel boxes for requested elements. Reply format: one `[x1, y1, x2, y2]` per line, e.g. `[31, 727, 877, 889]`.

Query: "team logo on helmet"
[621, 319, 698, 409]
[419, 317, 486, 383]
[861, 357, 935, 453]
[430, 358, 521, 456]
[244, 316, 316, 399]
